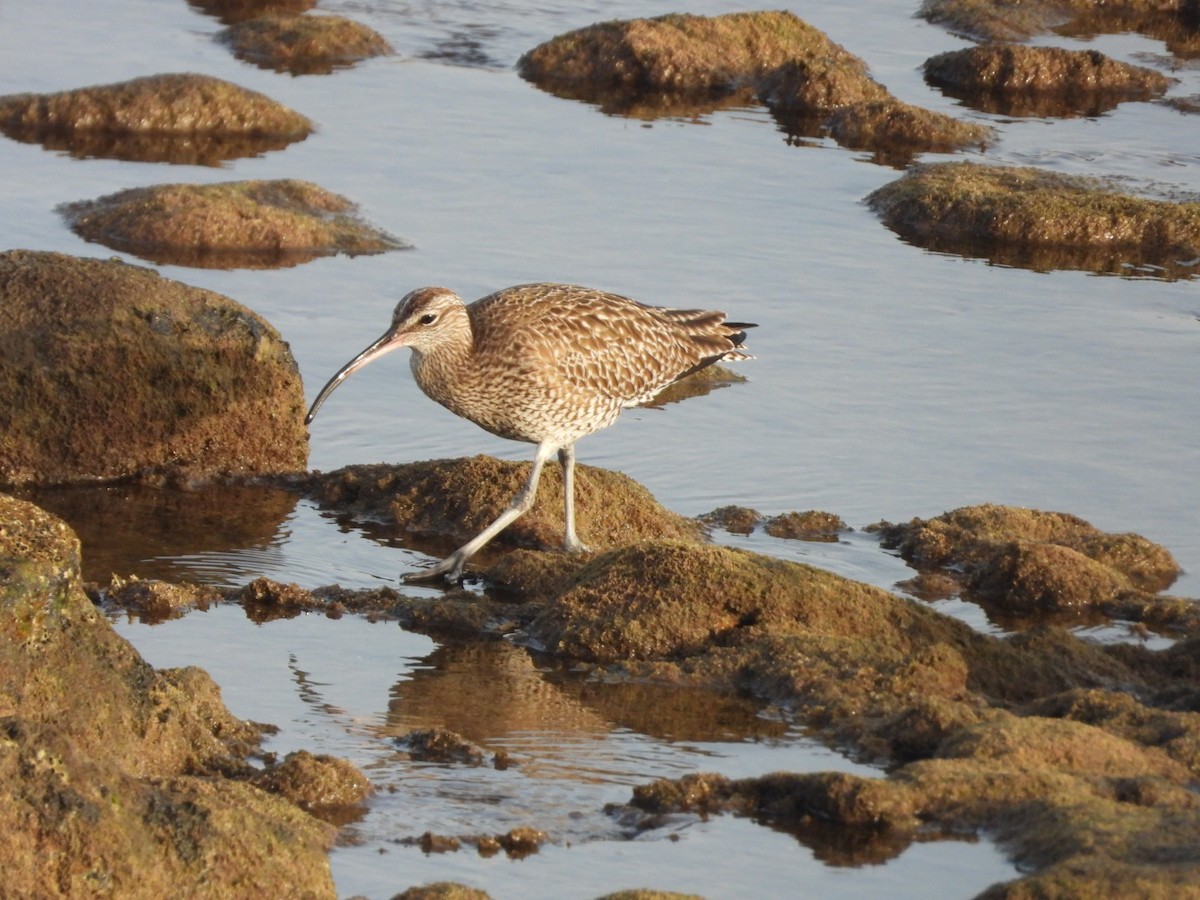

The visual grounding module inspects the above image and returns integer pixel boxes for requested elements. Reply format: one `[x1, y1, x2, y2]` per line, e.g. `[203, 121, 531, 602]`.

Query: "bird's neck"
[411, 326, 477, 407]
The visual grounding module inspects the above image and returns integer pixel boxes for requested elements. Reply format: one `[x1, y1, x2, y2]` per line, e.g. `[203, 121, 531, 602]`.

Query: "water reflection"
[20, 482, 299, 584]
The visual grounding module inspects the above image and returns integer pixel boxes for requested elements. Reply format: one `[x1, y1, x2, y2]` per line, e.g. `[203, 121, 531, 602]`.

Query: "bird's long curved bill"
[304, 328, 404, 425]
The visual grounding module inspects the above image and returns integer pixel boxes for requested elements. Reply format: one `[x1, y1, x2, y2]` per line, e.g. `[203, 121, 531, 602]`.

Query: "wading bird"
[305, 283, 754, 581]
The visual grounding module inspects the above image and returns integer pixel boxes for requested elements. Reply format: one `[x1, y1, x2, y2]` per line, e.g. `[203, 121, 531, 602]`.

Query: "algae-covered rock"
[921, 0, 1200, 52]
[308, 458, 704, 570]
[529, 541, 970, 663]
[924, 44, 1173, 117]
[519, 11, 989, 163]
[763, 509, 847, 541]
[393, 885, 492, 900]
[62, 179, 407, 269]
[252, 749, 372, 816]
[867, 162, 1200, 278]
[0, 250, 308, 486]
[190, 0, 317, 25]
[0, 73, 312, 165]
[0, 493, 337, 897]
[519, 11, 845, 108]
[220, 13, 393, 75]
[876, 504, 1185, 621]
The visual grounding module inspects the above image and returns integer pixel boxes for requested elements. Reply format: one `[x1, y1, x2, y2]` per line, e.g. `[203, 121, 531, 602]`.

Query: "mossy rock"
[867, 162, 1200, 278]
[0, 250, 308, 486]
[220, 13, 393, 75]
[190, 0, 317, 25]
[924, 44, 1173, 117]
[529, 541, 972, 663]
[62, 179, 407, 269]
[308, 458, 705, 566]
[875, 504, 1185, 621]
[519, 11, 990, 163]
[0, 492, 337, 896]
[921, 0, 1200, 50]
[0, 73, 312, 165]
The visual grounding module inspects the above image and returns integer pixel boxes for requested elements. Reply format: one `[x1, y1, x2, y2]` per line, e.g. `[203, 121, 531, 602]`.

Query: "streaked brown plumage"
[306, 282, 754, 581]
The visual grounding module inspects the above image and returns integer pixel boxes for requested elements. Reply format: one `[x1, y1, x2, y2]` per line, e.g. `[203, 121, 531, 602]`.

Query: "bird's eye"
[418, 313, 437, 325]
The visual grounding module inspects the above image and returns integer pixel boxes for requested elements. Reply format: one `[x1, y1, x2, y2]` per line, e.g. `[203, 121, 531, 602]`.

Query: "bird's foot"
[402, 551, 467, 584]
[563, 537, 592, 554]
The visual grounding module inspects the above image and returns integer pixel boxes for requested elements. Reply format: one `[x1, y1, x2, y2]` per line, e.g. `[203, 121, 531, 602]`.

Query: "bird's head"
[304, 286, 468, 425]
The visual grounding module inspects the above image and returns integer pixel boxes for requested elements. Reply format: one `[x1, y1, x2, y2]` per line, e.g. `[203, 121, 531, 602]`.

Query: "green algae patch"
[876, 504, 1194, 630]
[62, 179, 407, 269]
[308, 458, 704, 573]
[0, 251, 308, 487]
[0, 493, 338, 897]
[519, 11, 990, 164]
[0, 73, 312, 165]
[867, 162, 1200, 278]
[924, 44, 1173, 118]
[220, 12, 393, 75]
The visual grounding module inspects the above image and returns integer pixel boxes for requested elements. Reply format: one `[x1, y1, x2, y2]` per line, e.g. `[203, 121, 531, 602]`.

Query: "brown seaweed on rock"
[219, 13, 393, 75]
[0, 250, 308, 487]
[307, 459, 704, 574]
[924, 44, 1174, 117]
[921, 0, 1200, 58]
[0, 493, 340, 897]
[61, 180, 408, 269]
[867, 162, 1200, 278]
[0, 73, 312, 165]
[518, 11, 991, 164]
[875, 504, 1195, 631]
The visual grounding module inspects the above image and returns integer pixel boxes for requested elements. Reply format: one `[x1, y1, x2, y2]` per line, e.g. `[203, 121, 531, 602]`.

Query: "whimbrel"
[306, 283, 754, 582]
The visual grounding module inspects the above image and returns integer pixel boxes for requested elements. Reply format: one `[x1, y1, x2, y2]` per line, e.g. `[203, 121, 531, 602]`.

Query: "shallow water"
[4, 0, 1200, 896]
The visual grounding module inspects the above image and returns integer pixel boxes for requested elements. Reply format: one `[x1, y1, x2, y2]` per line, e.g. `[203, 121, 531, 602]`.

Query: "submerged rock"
[866, 162, 1200, 278]
[0, 250, 308, 486]
[0, 493, 337, 897]
[924, 44, 1173, 117]
[0, 73, 312, 165]
[219, 12, 393, 75]
[61, 179, 407, 269]
[519, 11, 990, 164]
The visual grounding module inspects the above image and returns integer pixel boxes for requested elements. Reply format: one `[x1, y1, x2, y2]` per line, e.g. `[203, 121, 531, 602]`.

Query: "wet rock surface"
[0, 493, 340, 898]
[0, 72, 312, 165]
[519, 11, 991, 165]
[252, 749, 373, 822]
[307, 459, 704, 572]
[190, 0, 316, 25]
[924, 43, 1174, 117]
[0, 250, 308, 487]
[866, 161, 1200, 278]
[921, 0, 1200, 50]
[877, 504, 1195, 631]
[61, 179, 407, 269]
[219, 12, 393, 75]
[75, 469, 1200, 895]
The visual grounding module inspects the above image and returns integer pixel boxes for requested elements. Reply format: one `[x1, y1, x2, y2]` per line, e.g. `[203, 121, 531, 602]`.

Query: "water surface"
[4, 0, 1199, 895]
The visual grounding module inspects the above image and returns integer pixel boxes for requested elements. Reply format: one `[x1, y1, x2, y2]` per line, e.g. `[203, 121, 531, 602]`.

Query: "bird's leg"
[558, 444, 591, 553]
[404, 442, 557, 583]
